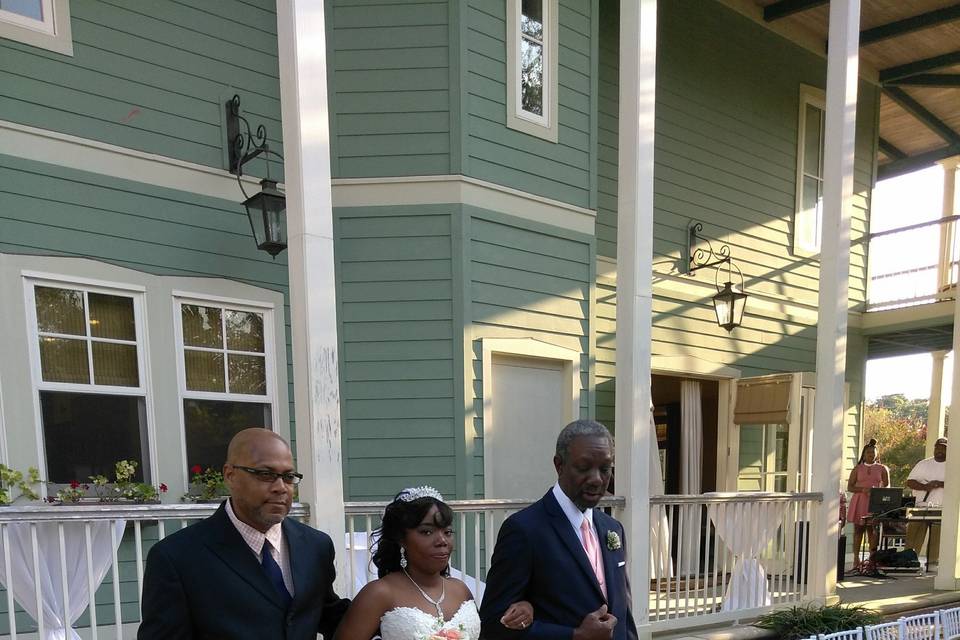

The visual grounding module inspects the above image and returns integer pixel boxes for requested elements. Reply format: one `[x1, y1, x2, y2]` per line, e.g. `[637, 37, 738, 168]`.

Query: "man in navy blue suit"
[138, 428, 349, 639]
[480, 420, 637, 640]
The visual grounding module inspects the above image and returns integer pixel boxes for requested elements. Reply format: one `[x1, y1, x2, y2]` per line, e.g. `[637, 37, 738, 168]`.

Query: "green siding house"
[1, 0, 957, 636]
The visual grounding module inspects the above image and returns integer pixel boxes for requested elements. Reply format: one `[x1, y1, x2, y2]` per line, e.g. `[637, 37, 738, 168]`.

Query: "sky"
[864, 165, 949, 402]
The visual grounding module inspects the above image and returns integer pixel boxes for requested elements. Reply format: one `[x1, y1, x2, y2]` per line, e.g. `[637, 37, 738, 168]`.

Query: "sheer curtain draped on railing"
[648, 492, 819, 628]
[0, 520, 126, 640]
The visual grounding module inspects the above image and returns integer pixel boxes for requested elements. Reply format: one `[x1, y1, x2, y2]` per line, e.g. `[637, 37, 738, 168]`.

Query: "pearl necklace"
[403, 567, 446, 620]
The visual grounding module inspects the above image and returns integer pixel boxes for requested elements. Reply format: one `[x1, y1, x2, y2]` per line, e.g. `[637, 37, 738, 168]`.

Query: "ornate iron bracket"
[686, 221, 731, 275]
[226, 94, 274, 177]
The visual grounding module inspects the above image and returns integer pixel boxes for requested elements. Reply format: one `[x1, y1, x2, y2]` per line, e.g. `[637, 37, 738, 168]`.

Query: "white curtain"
[0, 520, 126, 640]
[678, 380, 703, 576]
[707, 499, 786, 611]
[648, 403, 673, 580]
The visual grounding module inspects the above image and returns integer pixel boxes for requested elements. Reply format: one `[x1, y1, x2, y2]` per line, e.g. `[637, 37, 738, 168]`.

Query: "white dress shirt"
[226, 498, 295, 595]
[551, 482, 597, 546]
[907, 457, 946, 507]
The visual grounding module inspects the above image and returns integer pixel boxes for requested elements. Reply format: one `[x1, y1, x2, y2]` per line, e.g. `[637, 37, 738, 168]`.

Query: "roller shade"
[734, 375, 792, 425]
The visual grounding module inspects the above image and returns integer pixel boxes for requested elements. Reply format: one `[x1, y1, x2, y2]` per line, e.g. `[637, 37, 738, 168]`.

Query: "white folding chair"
[819, 629, 864, 640]
[864, 620, 902, 640]
[941, 606, 960, 640]
[900, 612, 940, 640]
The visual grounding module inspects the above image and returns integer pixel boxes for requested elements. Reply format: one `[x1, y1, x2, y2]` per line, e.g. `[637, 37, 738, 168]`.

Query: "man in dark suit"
[138, 428, 349, 639]
[480, 420, 637, 640]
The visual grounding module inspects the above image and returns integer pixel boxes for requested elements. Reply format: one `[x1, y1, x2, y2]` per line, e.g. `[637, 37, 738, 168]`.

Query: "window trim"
[173, 293, 280, 487]
[505, 0, 558, 143]
[793, 85, 826, 257]
[23, 273, 155, 488]
[0, 0, 73, 56]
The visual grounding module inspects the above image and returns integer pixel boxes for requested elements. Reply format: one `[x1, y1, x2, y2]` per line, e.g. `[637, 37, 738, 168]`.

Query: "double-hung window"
[794, 86, 826, 255]
[26, 278, 149, 483]
[506, 0, 558, 142]
[0, 0, 73, 55]
[176, 297, 276, 474]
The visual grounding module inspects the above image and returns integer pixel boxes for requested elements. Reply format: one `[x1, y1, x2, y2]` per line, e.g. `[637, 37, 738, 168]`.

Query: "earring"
[400, 547, 408, 569]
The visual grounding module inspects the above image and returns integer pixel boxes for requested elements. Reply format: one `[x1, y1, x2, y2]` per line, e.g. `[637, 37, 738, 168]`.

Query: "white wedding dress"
[380, 600, 481, 640]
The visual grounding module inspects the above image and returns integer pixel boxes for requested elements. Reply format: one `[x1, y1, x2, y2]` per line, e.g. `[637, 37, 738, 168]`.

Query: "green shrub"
[755, 603, 882, 640]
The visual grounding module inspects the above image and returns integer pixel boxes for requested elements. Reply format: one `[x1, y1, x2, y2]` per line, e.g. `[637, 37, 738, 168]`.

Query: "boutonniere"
[606, 530, 621, 551]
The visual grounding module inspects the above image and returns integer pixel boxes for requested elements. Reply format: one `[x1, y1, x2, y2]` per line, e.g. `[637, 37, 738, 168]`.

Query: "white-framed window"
[506, 0, 558, 142]
[0, 0, 73, 56]
[24, 276, 150, 483]
[174, 295, 277, 475]
[794, 85, 825, 256]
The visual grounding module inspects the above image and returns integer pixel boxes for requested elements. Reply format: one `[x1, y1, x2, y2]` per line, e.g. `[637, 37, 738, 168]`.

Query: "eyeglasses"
[232, 465, 303, 485]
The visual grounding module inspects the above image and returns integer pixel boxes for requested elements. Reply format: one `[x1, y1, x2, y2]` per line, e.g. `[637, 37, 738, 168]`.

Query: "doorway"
[652, 375, 720, 494]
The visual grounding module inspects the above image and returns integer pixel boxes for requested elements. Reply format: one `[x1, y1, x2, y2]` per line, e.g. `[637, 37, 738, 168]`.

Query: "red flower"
[190, 465, 202, 475]
[159, 483, 168, 493]
[70, 480, 80, 489]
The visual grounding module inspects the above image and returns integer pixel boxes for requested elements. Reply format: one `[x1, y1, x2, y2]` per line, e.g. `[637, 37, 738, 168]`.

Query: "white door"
[486, 354, 567, 500]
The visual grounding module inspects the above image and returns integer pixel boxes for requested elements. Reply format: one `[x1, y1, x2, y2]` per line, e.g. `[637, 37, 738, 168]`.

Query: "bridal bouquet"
[425, 627, 465, 640]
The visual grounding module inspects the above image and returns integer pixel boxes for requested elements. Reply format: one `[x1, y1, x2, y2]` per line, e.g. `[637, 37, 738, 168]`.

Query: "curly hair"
[370, 492, 454, 578]
[858, 438, 879, 464]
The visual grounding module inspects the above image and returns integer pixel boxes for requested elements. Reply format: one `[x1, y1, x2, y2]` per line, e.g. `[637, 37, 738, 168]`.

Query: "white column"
[616, 1, 656, 636]
[927, 351, 948, 459]
[275, 0, 346, 586]
[936, 283, 960, 590]
[937, 156, 960, 590]
[939, 158, 960, 292]
[810, 0, 860, 603]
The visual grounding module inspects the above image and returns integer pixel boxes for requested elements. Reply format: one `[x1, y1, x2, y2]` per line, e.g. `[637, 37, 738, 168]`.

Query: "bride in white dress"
[335, 487, 533, 640]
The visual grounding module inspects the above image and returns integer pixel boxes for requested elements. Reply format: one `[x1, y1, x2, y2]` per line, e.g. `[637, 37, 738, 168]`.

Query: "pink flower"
[159, 483, 168, 493]
[436, 630, 461, 640]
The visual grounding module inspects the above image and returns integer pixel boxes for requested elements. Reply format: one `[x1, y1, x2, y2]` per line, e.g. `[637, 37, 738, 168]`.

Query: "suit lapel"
[284, 518, 311, 608]
[205, 505, 286, 609]
[542, 490, 606, 601]
[595, 513, 619, 609]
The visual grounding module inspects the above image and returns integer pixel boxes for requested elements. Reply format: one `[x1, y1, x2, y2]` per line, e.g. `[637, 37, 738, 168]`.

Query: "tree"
[863, 394, 927, 489]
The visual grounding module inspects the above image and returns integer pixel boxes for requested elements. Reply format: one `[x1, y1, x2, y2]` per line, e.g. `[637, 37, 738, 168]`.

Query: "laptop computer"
[868, 487, 903, 516]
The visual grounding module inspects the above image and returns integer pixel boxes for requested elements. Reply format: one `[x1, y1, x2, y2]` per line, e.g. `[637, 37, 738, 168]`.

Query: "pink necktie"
[580, 517, 607, 598]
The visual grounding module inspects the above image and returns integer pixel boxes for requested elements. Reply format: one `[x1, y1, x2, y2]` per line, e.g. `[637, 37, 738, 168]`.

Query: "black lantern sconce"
[226, 95, 287, 257]
[686, 221, 748, 332]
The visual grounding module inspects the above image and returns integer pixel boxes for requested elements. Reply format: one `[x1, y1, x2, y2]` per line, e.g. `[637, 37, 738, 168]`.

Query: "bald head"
[226, 428, 290, 466]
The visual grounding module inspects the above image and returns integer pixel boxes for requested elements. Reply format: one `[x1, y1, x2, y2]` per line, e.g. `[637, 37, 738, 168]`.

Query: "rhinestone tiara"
[397, 485, 444, 503]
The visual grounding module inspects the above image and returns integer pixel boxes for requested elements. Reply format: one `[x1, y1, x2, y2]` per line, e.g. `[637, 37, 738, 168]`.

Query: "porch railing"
[0, 502, 309, 640]
[648, 492, 822, 631]
[867, 215, 960, 311]
[344, 497, 626, 600]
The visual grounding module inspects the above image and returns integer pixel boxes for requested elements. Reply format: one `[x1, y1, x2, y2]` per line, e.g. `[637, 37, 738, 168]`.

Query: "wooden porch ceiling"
[756, 0, 960, 181]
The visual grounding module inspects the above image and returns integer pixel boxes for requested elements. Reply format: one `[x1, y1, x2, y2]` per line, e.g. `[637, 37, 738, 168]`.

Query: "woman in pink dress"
[845, 439, 889, 572]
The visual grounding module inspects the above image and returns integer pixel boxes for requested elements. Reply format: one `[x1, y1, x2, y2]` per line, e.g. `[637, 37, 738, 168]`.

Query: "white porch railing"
[867, 215, 960, 311]
[0, 502, 309, 640]
[0, 493, 822, 637]
[344, 497, 626, 600]
[648, 492, 822, 632]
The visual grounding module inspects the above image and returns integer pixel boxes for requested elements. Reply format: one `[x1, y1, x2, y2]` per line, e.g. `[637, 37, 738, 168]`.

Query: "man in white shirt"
[905, 437, 947, 565]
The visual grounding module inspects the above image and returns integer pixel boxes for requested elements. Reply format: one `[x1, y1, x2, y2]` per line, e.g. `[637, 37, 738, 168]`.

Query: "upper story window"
[176, 298, 276, 474]
[794, 86, 825, 256]
[0, 0, 73, 55]
[26, 279, 149, 483]
[506, 0, 558, 142]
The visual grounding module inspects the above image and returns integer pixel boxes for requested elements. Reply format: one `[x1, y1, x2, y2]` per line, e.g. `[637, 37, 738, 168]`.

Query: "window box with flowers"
[47, 459, 167, 505]
[182, 465, 229, 503]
